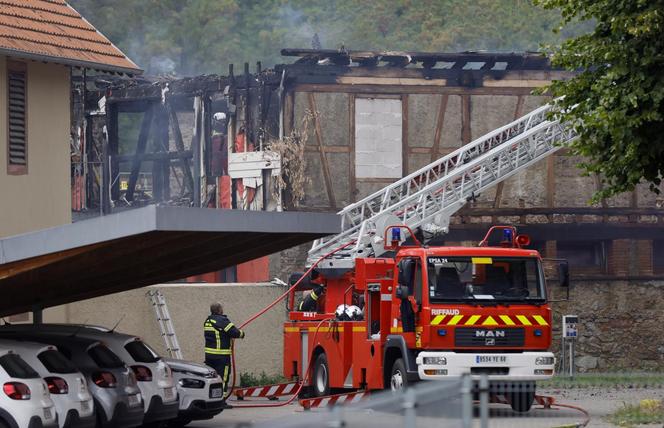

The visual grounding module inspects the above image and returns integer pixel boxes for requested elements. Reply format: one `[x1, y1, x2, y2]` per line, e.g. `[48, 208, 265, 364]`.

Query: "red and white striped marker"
[299, 390, 369, 410]
[234, 382, 299, 400]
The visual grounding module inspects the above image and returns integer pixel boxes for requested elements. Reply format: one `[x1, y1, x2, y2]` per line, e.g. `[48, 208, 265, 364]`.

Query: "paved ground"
[186, 387, 664, 428]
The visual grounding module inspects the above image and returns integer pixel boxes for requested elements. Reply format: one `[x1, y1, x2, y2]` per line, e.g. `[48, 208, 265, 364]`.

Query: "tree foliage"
[536, 0, 664, 199]
[69, 0, 584, 76]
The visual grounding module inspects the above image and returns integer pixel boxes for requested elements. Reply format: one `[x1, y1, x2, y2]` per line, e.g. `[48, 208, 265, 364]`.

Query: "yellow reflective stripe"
[472, 257, 493, 264]
[352, 326, 366, 332]
[464, 315, 481, 325]
[215, 329, 220, 349]
[224, 323, 234, 332]
[499, 315, 516, 326]
[204, 326, 217, 332]
[447, 315, 464, 325]
[532, 315, 549, 326]
[204, 348, 232, 355]
[284, 327, 299, 333]
[430, 315, 446, 325]
[482, 315, 499, 326]
[390, 327, 403, 333]
[516, 315, 532, 326]
[311, 291, 318, 301]
[210, 319, 217, 324]
[223, 366, 229, 383]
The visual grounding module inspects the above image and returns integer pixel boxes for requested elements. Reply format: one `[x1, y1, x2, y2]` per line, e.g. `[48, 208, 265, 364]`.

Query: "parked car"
[0, 339, 95, 428]
[164, 358, 225, 426]
[0, 345, 57, 428]
[0, 325, 178, 425]
[0, 331, 144, 428]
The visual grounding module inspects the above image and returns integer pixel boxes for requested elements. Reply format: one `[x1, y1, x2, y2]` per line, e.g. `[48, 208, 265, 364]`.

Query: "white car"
[0, 330, 144, 428]
[5, 325, 179, 425]
[164, 358, 226, 426]
[0, 339, 95, 428]
[0, 346, 57, 428]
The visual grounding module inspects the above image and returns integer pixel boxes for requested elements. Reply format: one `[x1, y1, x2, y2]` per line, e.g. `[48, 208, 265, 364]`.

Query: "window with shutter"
[7, 61, 27, 175]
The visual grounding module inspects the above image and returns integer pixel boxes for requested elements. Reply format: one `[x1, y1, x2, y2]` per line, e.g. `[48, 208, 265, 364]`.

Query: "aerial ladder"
[307, 101, 577, 268]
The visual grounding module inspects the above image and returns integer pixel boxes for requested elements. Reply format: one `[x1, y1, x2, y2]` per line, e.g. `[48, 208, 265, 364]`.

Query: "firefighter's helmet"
[345, 305, 363, 321]
[335, 304, 351, 321]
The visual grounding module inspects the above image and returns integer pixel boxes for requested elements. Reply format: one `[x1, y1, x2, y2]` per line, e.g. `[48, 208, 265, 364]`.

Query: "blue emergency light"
[391, 228, 401, 242]
[503, 228, 513, 242]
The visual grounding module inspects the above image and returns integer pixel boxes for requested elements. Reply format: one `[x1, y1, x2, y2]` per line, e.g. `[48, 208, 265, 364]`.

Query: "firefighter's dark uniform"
[204, 314, 245, 390]
[298, 285, 323, 311]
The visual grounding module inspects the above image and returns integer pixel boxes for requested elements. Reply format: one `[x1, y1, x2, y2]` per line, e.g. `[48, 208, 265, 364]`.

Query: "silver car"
[0, 339, 95, 428]
[0, 331, 144, 428]
[0, 346, 57, 428]
[164, 358, 225, 426]
[0, 325, 179, 425]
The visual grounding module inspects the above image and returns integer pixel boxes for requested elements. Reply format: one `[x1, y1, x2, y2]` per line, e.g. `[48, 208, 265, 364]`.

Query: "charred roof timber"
[280, 48, 551, 70]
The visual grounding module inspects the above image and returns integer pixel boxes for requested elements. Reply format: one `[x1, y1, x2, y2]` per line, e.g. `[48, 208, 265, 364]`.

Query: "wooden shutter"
[7, 61, 27, 174]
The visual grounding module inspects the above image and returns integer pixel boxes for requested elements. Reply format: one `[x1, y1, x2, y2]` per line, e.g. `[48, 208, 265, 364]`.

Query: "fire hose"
[221, 240, 356, 408]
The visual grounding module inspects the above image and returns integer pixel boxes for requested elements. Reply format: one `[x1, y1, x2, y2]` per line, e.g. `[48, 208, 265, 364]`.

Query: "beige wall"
[0, 56, 71, 238]
[44, 284, 287, 377]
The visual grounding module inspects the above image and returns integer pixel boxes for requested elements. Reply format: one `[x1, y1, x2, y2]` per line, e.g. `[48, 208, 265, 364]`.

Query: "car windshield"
[427, 256, 544, 302]
[0, 354, 40, 379]
[124, 340, 160, 363]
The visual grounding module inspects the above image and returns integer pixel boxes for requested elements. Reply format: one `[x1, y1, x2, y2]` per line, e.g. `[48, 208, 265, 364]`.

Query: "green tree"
[536, 0, 664, 199]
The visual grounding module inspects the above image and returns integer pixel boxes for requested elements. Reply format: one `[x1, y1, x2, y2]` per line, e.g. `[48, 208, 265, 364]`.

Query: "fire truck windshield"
[426, 256, 544, 303]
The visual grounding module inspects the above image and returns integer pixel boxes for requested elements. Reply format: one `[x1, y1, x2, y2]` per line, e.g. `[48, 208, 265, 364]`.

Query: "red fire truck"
[284, 226, 568, 411]
[282, 102, 575, 412]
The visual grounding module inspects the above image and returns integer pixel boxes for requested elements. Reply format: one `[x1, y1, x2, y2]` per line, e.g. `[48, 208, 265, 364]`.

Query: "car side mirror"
[558, 261, 570, 288]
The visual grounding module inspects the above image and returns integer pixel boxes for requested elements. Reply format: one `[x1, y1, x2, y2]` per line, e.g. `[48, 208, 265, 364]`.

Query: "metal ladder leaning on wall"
[307, 101, 577, 270]
[147, 290, 183, 359]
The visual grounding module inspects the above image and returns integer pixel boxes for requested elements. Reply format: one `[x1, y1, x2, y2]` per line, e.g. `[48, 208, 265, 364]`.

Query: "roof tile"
[0, 0, 140, 73]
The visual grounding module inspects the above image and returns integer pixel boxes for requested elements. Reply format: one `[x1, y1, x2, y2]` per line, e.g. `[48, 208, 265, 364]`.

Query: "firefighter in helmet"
[298, 284, 324, 312]
[204, 302, 245, 391]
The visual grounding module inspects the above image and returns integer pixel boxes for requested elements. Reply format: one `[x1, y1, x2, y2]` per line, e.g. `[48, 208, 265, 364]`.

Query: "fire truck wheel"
[390, 358, 408, 391]
[509, 390, 535, 412]
[313, 353, 330, 397]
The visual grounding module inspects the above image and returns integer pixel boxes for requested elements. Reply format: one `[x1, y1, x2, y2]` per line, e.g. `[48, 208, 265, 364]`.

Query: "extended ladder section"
[307, 102, 577, 269]
[147, 290, 183, 359]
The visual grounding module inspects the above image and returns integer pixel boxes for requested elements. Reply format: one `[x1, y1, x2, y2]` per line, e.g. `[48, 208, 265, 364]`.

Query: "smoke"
[149, 56, 177, 75]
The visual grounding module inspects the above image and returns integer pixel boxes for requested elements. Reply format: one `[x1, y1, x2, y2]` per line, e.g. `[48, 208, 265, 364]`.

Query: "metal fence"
[248, 374, 598, 428]
[254, 378, 467, 428]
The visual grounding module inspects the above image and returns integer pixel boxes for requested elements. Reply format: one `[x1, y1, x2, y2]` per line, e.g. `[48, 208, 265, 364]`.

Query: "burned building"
[72, 49, 664, 370]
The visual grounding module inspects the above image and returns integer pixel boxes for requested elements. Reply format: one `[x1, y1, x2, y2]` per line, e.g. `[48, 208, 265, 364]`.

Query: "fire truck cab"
[284, 226, 568, 412]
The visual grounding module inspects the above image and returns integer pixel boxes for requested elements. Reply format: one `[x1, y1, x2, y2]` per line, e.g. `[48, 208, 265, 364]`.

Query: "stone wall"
[550, 279, 664, 372]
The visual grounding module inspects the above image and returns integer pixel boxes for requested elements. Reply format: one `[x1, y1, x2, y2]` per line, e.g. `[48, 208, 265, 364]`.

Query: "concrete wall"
[44, 284, 287, 377]
[40, 280, 664, 374]
[0, 56, 71, 238]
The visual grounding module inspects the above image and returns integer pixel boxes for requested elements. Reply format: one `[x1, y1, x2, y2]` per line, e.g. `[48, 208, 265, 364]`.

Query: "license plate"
[44, 407, 52, 420]
[81, 400, 92, 412]
[164, 387, 176, 401]
[210, 386, 223, 398]
[476, 355, 507, 364]
[128, 393, 140, 407]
